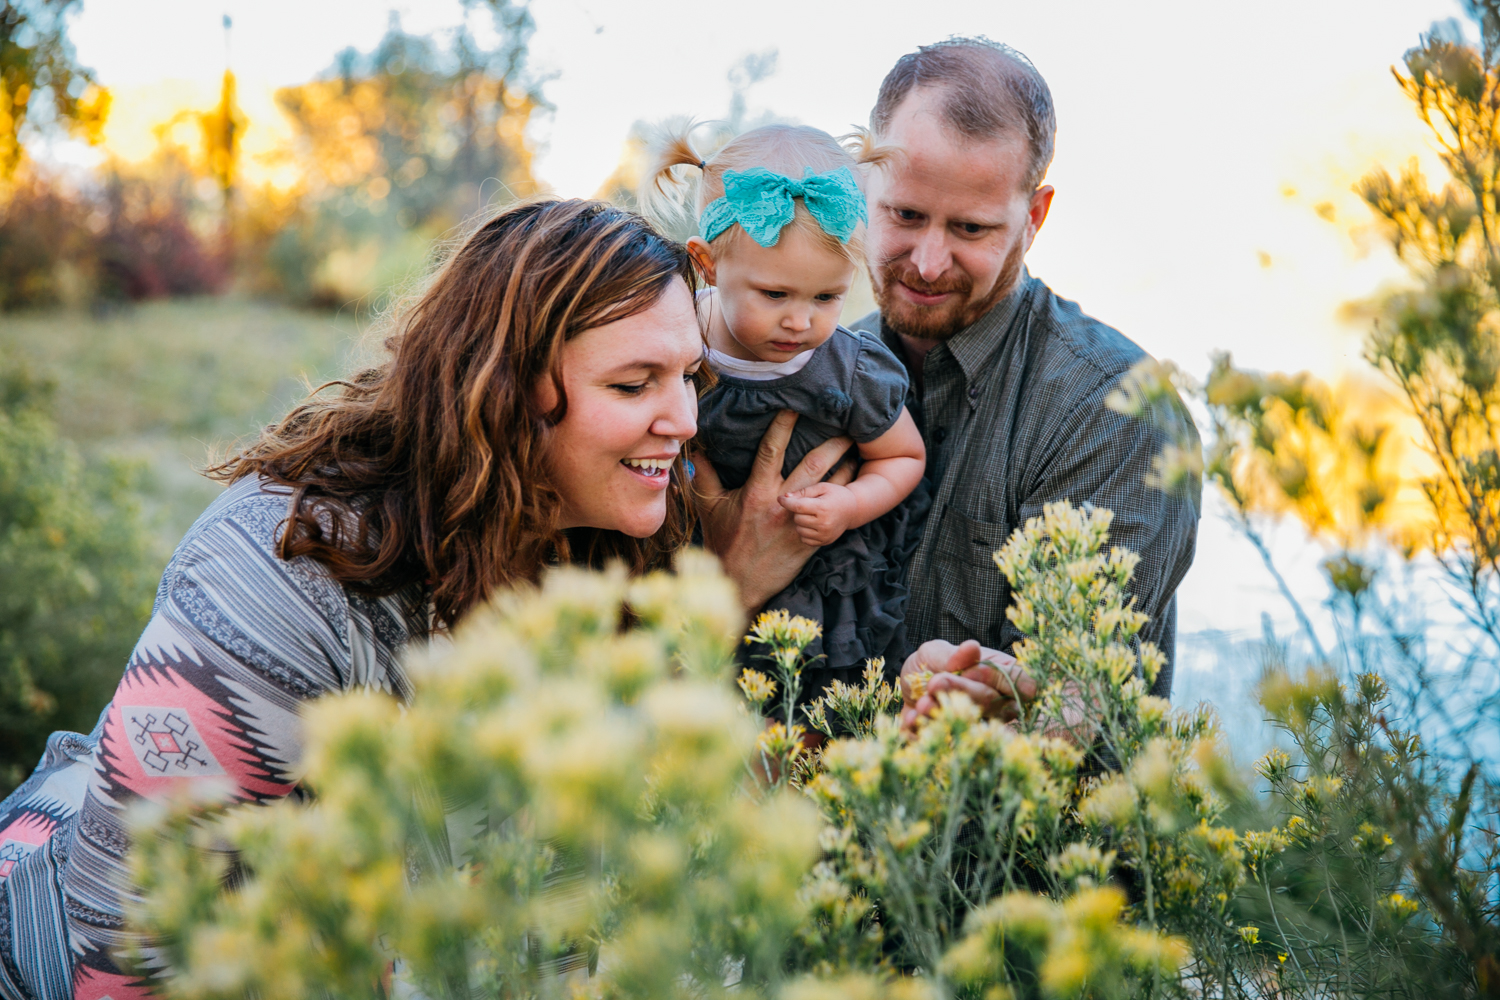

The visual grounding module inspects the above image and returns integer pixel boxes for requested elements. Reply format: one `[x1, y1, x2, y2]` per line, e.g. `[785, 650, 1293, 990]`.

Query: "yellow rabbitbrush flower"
[805, 658, 901, 740]
[738, 667, 778, 706]
[1049, 842, 1118, 887]
[1380, 892, 1421, 923]
[128, 554, 818, 1000]
[747, 608, 823, 654]
[944, 887, 1189, 1000]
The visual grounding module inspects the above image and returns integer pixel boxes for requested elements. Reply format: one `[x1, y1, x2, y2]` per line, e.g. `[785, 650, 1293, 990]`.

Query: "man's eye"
[960, 222, 985, 235]
[896, 209, 921, 222]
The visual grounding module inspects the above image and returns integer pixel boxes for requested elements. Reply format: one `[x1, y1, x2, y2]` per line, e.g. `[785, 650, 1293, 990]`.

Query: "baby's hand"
[778, 482, 858, 547]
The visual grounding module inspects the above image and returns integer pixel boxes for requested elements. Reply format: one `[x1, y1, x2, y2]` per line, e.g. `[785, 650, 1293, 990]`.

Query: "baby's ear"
[686, 237, 718, 285]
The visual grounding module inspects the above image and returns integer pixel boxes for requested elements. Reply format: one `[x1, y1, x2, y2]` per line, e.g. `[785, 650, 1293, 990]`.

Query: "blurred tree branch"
[0, 0, 108, 185]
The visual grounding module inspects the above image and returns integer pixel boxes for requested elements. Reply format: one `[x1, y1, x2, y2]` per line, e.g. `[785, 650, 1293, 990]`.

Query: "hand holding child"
[779, 482, 860, 546]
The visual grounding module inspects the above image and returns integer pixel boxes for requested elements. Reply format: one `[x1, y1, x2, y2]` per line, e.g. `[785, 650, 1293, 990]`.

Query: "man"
[696, 37, 1200, 724]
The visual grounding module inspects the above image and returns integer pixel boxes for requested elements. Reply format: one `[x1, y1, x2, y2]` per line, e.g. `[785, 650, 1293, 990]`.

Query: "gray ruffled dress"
[697, 325, 932, 711]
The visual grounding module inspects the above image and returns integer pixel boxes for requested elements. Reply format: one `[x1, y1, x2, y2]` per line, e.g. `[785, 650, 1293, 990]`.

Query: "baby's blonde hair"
[646, 123, 890, 266]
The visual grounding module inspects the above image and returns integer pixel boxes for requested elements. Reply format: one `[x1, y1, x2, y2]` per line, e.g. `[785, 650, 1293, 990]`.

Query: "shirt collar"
[940, 267, 1037, 387]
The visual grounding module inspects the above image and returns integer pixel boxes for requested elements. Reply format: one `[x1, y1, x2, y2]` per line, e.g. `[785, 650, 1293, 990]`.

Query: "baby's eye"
[815, 292, 841, 302]
[762, 290, 788, 300]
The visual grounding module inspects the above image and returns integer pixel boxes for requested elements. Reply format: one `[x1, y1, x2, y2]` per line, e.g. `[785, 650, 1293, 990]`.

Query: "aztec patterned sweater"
[0, 476, 425, 1000]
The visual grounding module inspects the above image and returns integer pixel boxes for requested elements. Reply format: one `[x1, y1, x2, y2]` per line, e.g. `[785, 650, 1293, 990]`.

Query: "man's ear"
[686, 236, 718, 286]
[1024, 185, 1055, 251]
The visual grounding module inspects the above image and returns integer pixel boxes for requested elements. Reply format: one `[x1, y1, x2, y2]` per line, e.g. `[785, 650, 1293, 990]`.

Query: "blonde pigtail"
[640, 123, 709, 228]
[840, 126, 900, 171]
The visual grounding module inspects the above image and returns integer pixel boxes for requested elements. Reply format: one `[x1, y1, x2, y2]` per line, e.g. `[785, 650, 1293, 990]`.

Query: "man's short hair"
[870, 36, 1056, 193]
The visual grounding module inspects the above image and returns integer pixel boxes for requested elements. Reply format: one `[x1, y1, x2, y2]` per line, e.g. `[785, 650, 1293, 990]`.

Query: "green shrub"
[0, 360, 154, 792]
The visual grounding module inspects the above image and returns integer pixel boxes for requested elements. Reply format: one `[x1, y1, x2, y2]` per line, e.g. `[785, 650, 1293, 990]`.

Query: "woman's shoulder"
[165, 476, 315, 594]
[157, 476, 423, 695]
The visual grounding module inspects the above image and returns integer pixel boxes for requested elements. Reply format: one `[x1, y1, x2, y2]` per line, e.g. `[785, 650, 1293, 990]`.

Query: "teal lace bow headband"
[699, 166, 868, 247]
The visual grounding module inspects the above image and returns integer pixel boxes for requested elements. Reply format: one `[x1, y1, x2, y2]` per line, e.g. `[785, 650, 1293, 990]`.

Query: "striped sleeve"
[0, 478, 418, 999]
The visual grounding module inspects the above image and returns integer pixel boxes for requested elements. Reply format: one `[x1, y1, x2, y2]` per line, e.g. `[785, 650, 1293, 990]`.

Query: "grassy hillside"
[0, 299, 371, 790]
[0, 298, 373, 560]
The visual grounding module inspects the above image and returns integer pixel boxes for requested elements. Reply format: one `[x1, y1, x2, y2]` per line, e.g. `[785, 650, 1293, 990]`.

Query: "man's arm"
[693, 410, 856, 611]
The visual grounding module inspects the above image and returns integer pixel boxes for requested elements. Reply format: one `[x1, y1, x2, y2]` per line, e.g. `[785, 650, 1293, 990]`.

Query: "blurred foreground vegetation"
[128, 510, 1494, 999]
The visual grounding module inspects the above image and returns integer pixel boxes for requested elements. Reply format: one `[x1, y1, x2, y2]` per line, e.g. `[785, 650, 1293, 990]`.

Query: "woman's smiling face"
[538, 278, 703, 538]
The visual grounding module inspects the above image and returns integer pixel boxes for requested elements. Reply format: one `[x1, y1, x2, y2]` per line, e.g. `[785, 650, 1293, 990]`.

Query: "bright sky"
[66, 0, 1469, 655]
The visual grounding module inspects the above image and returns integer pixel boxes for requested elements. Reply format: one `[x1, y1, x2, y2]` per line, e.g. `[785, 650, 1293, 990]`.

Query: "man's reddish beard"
[874, 237, 1027, 342]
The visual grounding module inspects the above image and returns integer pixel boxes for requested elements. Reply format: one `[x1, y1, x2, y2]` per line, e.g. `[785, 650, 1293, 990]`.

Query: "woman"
[0, 199, 705, 1000]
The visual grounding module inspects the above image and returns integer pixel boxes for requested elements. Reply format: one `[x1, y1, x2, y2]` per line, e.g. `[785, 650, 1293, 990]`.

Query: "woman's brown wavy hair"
[210, 199, 701, 631]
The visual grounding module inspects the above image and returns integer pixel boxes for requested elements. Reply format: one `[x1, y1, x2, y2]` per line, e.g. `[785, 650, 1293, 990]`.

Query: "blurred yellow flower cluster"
[129, 552, 822, 1000]
[124, 502, 1465, 999]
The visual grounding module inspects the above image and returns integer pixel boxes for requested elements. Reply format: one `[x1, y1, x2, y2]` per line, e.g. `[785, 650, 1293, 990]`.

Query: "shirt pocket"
[929, 508, 1015, 644]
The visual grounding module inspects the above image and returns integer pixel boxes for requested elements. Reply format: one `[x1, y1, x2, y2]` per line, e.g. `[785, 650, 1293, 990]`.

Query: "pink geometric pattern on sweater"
[121, 706, 224, 777]
[73, 963, 154, 1000]
[0, 811, 58, 880]
[101, 664, 294, 802]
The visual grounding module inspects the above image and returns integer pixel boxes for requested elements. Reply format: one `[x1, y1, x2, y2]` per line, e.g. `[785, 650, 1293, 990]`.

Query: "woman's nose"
[651, 376, 698, 441]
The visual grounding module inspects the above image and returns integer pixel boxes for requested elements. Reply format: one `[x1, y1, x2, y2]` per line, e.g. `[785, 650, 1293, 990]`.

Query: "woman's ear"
[686, 237, 718, 286]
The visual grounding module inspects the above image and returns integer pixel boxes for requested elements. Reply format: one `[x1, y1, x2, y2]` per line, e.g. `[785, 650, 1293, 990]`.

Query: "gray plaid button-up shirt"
[852, 270, 1200, 698]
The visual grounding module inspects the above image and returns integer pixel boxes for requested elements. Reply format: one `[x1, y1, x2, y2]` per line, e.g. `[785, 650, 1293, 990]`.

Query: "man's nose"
[909, 226, 952, 284]
[652, 377, 698, 442]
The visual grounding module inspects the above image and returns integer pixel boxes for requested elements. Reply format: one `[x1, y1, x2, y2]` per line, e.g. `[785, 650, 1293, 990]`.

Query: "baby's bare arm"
[779, 408, 925, 545]
[845, 408, 925, 525]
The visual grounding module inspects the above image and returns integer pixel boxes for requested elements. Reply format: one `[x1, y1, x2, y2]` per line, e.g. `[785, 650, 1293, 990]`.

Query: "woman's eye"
[610, 383, 647, 395]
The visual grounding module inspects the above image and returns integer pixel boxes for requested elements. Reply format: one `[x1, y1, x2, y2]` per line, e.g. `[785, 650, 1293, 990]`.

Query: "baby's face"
[712, 225, 854, 362]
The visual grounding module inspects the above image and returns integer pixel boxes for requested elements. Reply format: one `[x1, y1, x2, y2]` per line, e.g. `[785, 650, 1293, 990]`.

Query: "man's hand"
[694, 410, 854, 610]
[899, 639, 1037, 734]
[779, 482, 858, 547]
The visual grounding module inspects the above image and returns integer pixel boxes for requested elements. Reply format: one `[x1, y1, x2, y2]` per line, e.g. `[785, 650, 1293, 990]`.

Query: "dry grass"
[0, 297, 372, 551]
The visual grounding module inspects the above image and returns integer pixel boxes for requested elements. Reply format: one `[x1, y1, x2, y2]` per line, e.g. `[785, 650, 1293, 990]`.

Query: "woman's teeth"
[623, 458, 671, 475]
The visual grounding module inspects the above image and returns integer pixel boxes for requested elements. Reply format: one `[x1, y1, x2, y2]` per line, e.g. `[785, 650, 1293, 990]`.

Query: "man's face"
[867, 86, 1054, 342]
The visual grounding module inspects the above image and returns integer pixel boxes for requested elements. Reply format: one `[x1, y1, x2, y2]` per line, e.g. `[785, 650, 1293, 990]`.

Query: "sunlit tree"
[253, 2, 539, 305]
[0, 0, 108, 185]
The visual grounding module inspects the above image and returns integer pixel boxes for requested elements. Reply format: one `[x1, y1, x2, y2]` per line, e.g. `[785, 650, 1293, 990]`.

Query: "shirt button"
[968, 384, 980, 400]
[933, 427, 947, 443]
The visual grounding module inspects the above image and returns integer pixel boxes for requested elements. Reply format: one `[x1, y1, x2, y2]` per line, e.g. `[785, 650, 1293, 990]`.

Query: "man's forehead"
[877, 92, 1027, 189]
[882, 86, 1023, 151]
[876, 135, 1028, 209]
